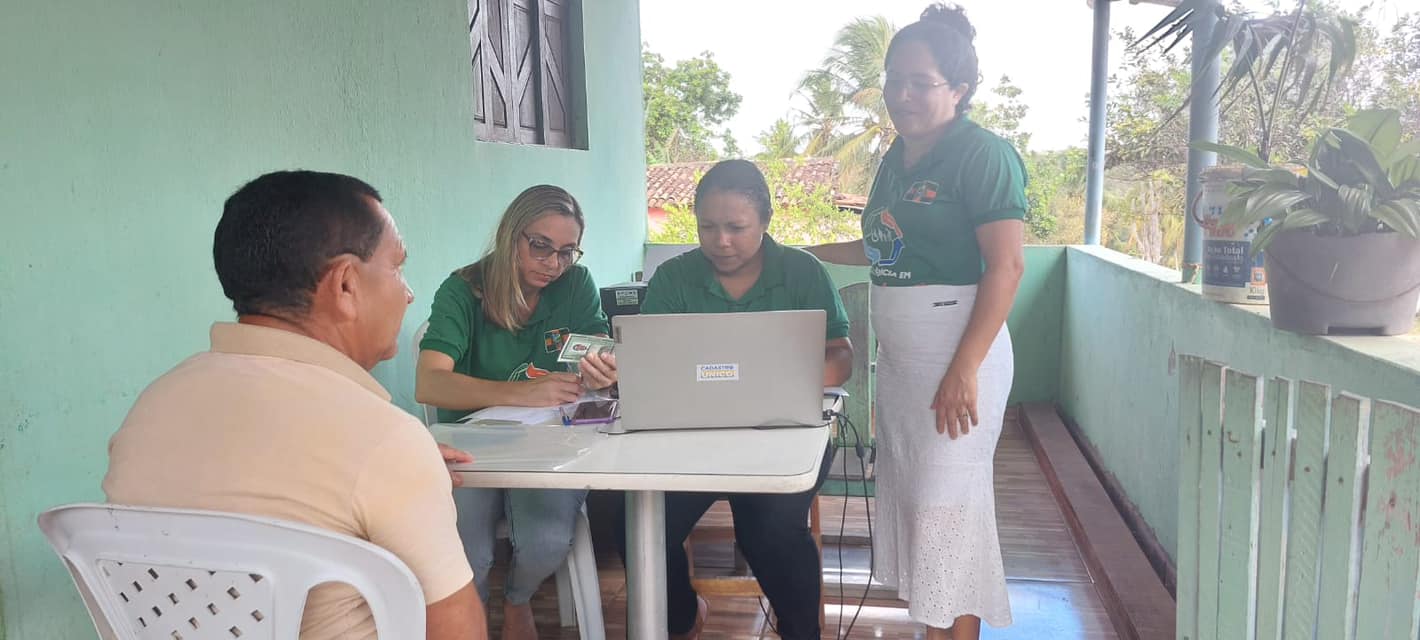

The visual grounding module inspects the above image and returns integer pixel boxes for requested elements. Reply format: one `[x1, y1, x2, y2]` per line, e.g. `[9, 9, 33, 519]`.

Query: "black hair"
[885, 3, 980, 113]
[693, 159, 773, 224]
[212, 170, 385, 316]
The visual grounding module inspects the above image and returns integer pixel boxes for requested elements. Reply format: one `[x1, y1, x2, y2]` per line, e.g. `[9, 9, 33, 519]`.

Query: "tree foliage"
[647, 159, 861, 246]
[643, 46, 742, 164]
[645, 7, 1420, 272]
[973, 75, 1032, 152]
[794, 16, 897, 194]
[755, 119, 804, 161]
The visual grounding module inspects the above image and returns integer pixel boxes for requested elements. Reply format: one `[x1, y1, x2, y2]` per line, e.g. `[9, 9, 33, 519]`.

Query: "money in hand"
[558, 333, 615, 364]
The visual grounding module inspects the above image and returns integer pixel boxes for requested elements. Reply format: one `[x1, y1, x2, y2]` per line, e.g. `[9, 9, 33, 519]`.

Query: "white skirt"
[870, 284, 1013, 628]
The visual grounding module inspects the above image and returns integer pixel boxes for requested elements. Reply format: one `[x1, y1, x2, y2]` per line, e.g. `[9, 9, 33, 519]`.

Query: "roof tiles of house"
[645, 157, 840, 209]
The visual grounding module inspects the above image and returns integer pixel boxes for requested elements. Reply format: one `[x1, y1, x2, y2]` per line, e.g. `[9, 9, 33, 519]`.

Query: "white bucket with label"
[1197, 166, 1268, 304]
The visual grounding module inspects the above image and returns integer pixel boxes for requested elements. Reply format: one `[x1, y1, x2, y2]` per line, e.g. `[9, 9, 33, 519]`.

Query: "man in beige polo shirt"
[103, 170, 487, 639]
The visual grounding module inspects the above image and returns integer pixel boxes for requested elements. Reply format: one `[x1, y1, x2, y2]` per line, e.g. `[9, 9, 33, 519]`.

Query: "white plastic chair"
[412, 321, 605, 639]
[37, 503, 424, 639]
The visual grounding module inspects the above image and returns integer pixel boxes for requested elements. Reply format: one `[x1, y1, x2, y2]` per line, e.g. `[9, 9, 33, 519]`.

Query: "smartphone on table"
[562, 399, 618, 425]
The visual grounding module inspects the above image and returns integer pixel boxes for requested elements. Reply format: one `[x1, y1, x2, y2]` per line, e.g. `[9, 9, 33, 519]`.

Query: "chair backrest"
[412, 320, 438, 426]
[641, 243, 696, 282]
[837, 281, 873, 446]
[38, 503, 425, 639]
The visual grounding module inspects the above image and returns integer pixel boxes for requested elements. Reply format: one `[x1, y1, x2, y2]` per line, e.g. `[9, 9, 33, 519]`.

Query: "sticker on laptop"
[696, 363, 740, 382]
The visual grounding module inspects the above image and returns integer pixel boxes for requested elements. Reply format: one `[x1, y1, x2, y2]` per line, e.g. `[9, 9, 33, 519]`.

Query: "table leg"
[625, 490, 668, 640]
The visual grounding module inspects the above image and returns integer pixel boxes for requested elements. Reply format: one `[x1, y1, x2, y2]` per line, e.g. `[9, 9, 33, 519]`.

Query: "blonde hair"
[458, 185, 585, 331]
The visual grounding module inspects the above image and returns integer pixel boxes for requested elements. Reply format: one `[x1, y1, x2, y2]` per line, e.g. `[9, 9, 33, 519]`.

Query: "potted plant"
[1138, 0, 1361, 300]
[1200, 108, 1420, 335]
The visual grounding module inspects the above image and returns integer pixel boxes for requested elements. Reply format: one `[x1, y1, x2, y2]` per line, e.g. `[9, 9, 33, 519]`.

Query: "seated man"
[103, 170, 487, 640]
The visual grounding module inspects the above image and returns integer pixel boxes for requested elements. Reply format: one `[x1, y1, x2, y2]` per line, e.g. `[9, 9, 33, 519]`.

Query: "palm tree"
[796, 15, 898, 194]
[1138, 0, 1358, 163]
[755, 119, 804, 160]
[795, 72, 846, 158]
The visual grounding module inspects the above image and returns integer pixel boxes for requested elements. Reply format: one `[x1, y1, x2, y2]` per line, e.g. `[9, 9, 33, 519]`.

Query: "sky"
[639, 0, 1407, 154]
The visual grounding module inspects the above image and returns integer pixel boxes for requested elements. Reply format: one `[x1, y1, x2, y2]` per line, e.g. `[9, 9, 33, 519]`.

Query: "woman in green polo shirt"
[807, 5, 1024, 639]
[415, 184, 616, 640]
[625, 159, 853, 640]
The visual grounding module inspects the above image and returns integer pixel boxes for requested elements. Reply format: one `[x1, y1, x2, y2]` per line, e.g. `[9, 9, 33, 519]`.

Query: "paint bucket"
[1197, 165, 1268, 304]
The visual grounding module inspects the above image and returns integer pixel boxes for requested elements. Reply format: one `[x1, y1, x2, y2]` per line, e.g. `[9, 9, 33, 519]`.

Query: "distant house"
[645, 157, 866, 234]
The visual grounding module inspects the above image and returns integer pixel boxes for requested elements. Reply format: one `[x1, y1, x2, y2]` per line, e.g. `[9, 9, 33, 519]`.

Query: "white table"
[430, 398, 837, 640]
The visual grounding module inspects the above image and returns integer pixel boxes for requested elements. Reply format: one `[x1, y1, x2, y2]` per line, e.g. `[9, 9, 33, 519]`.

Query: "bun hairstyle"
[886, 3, 980, 113]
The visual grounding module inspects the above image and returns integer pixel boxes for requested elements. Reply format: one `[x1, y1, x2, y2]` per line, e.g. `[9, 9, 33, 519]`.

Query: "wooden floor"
[484, 410, 1129, 639]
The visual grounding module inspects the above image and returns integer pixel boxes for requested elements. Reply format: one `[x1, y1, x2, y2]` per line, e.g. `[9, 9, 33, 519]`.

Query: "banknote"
[557, 333, 615, 363]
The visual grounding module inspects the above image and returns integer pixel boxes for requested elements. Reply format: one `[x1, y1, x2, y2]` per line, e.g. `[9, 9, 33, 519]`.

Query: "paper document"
[433, 424, 600, 470]
[458, 405, 563, 426]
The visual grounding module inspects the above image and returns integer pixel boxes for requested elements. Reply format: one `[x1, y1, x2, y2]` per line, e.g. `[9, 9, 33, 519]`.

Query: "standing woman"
[416, 185, 617, 640]
[806, 4, 1025, 639]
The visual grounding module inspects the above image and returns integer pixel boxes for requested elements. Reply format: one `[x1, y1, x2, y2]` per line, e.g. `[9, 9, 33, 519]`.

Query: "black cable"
[830, 410, 874, 640]
[758, 583, 777, 636]
[848, 415, 873, 639]
[838, 435, 848, 640]
[754, 411, 875, 639]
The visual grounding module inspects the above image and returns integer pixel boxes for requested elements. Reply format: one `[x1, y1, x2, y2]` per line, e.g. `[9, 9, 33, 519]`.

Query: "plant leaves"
[1391, 157, 1420, 191]
[1192, 141, 1270, 168]
[1307, 164, 1340, 190]
[1279, 207, 1330, 230]
[1227, 181, 1264, 200]
[1247, 168, 1303, 186]
[1137, 2, 1197, 50]
[1216, 23, 1265, 106]
[1337, 183, 1375, 234]
[1372, 200, 1420, 239]
[1221, 183, 1311, 229]
[1251, 220, 1285, 256]
[1306, 17, 1357, 111]
[1329, 128, 1395, 193]
[1344, 109, 1401, 159]
[1390, 139, 1420, 166]
[1220, 193, 1251, 227]
[1247, 183, 1314, 216]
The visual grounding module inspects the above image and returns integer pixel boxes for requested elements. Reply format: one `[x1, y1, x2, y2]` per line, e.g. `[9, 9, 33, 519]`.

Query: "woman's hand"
[518, 372, 583, 407]
[578, 351, 618, 390]
[930, 364, 979, 439]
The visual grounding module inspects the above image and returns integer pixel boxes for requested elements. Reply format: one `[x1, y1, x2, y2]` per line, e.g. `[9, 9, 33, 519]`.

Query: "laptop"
[611, 309, 828, 432]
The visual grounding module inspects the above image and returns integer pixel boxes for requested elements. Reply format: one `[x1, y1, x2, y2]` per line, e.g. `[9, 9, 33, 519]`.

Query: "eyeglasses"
[522, 232, 584, 266]
[883, 74, 951, 97]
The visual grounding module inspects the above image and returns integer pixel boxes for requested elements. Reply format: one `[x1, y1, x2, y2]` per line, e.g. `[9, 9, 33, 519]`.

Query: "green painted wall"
[1058, 245, 1420, 560]
[1005, 247, 1066, 404]
[0, 1, 645, 637]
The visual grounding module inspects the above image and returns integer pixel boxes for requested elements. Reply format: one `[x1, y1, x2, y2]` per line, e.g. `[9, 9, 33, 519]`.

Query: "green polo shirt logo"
[863, 208, 907, 272]
[543, 328, 569, 353]
[861, 116, 1028, 287]
[508, 362, 552, 381]
[904, 180, 939, 204]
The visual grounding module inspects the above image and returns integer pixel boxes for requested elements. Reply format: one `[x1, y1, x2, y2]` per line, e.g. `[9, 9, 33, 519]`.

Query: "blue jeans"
[454, 487, 588, 604]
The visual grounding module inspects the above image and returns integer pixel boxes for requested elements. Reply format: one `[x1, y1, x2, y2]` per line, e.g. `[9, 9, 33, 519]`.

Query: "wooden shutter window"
[469, 0, 578, 148]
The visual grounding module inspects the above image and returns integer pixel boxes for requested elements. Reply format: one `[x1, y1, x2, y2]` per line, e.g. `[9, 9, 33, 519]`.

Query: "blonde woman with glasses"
[416, 184, 615, 639]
